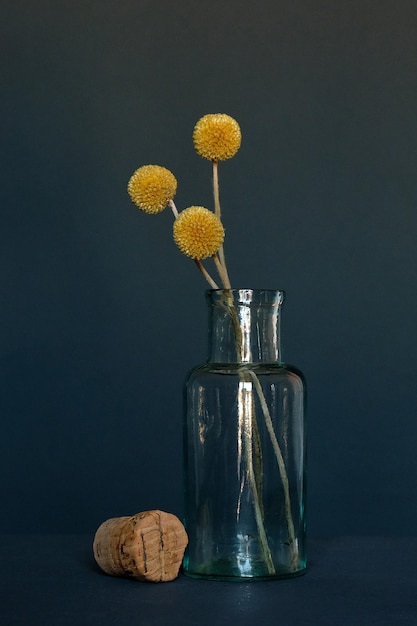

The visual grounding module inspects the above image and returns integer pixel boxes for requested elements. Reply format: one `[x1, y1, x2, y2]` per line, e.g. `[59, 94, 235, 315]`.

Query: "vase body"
[183, 289, 306, 581]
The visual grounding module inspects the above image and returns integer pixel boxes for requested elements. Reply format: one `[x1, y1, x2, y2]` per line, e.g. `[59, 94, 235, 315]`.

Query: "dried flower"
[124, 115, 301, 576]
[173, 206, 225, 259]
[193, 114, 241, 161]
[128, 165, 177, 214]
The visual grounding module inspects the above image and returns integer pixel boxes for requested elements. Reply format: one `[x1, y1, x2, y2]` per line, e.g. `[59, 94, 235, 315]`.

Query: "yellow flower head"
[127, 165, 177, 214]
[193, 114, 241, 161]
[173, 206, 225, 259]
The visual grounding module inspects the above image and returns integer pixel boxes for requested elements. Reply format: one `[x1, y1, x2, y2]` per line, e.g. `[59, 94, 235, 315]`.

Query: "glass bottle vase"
[183, 289, 306, 580]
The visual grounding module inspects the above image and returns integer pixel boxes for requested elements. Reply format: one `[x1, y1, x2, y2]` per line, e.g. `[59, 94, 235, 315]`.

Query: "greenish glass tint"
[183, 289, 306, 581]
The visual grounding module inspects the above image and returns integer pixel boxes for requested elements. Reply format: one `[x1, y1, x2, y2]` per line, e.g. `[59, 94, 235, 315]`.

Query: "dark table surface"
[1, 534, 416, 625]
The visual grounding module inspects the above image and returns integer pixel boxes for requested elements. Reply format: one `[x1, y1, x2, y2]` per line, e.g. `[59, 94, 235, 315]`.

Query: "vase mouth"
[206, 288, 285, 307]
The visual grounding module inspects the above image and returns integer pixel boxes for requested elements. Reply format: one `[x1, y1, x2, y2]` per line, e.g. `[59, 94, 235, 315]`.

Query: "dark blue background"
[1, 0, 416, 535]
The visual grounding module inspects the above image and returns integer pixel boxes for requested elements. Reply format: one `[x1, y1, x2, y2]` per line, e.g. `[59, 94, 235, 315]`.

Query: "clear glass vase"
[183, 289, 306, 580]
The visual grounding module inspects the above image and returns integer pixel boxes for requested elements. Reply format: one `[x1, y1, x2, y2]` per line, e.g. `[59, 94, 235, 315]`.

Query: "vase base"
[182, 557, 307, 582]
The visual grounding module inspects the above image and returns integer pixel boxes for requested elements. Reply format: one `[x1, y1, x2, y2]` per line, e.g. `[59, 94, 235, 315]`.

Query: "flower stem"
[212, 160, 228, 277]
[168, 199, 179, 218]
[230, 305, 274, 573]
[247, 369, 299, 570]
[212, 161, 220, 219]
[212, 254, 231, 290]
[194, 259, 220, 289]
[227, 299, 298, 572]
[239, 376, 275, 575]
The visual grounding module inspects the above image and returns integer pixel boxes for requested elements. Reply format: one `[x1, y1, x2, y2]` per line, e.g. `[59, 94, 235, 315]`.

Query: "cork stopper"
[93, 510, 188, 582]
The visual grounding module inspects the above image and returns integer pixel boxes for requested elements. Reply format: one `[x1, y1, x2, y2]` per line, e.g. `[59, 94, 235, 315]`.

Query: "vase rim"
[206, 288, 285, 306]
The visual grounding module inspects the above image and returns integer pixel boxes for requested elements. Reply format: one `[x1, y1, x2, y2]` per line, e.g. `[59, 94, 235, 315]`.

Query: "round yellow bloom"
[193, 114, 241, 161]
[173, 206, 225, 259]
[127, 165, 177, 214]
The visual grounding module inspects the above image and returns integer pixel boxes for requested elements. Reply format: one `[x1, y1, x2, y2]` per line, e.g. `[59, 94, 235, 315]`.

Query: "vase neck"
[206, 289, 284, 364]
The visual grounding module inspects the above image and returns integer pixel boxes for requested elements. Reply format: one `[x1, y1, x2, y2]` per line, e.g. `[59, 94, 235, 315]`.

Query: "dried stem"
[168, 199, 179, 218]
[212, 161, 220, 218]
[212, 160, 228, 274]
[212, 254, 231, 290]
[239, 376, 276, 574]
[194, 259, 220, 290]
[230, 306, 275, 573]
[228, 299, 298, 571]
[183, 156, 298, 572]
[247, 369, 299, 570]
